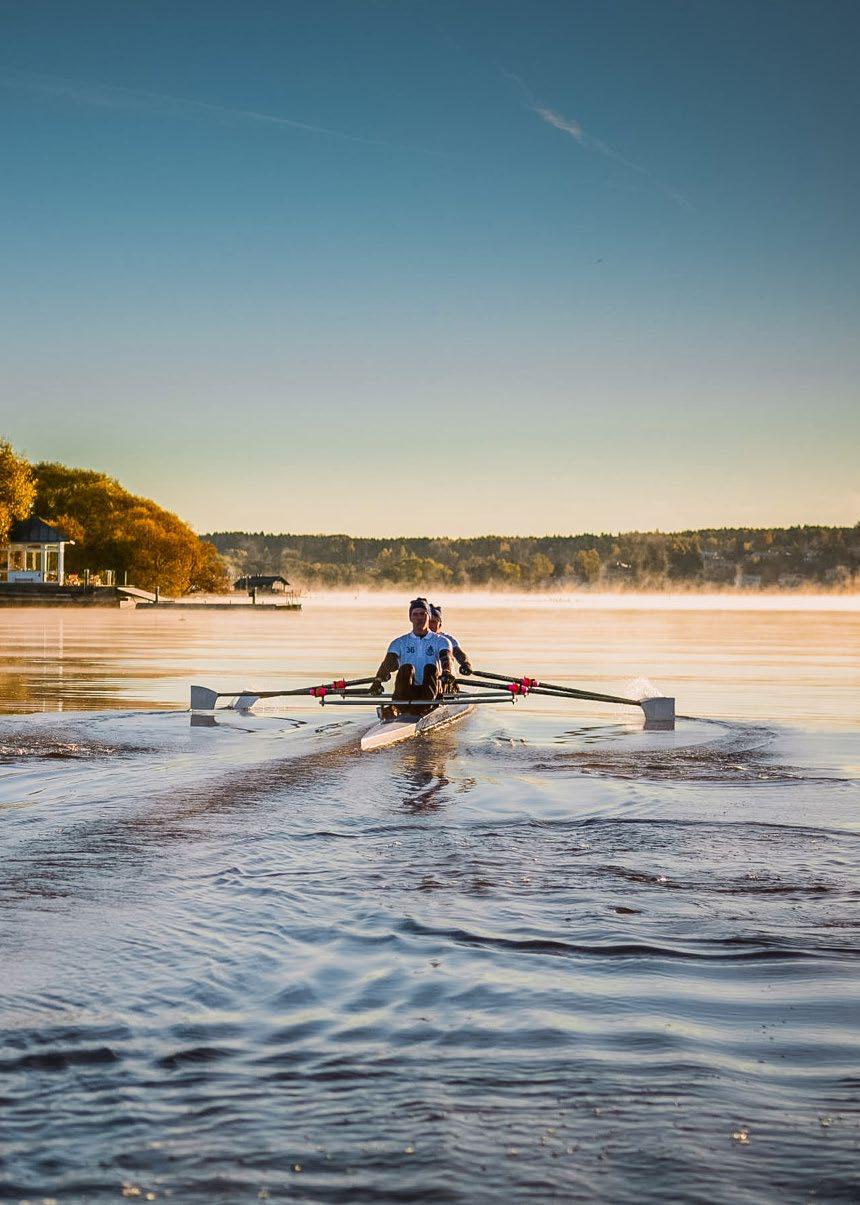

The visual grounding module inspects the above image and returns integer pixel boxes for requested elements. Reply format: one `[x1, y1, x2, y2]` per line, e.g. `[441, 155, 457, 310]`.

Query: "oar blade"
[190, 686, 220, 711]
[640, 696, 675, 730]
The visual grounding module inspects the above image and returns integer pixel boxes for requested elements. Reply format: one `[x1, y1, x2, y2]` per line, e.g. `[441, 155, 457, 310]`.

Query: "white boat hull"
[360, 702, 474, 751]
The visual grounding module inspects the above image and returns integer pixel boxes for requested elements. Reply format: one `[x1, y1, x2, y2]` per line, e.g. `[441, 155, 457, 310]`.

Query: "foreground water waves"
[1, 600, 859, 1203]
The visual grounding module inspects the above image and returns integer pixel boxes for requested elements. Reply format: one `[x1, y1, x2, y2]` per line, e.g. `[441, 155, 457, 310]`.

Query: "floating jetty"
[0, 583, 301, 610]
[128, 587, 301, 611]
[134, 599, 302, 611]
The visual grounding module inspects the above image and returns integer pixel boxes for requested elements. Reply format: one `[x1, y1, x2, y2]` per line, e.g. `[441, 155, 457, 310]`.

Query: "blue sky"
[2, 0, 858, 535]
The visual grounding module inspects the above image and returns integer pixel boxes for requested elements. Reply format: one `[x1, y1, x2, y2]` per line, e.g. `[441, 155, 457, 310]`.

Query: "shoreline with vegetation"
[3, 439, 856, 596]
[206, 527, 860, 594]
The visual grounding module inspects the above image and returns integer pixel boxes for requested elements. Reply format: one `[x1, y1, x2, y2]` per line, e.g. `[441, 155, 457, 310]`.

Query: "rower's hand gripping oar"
[190, 677, 377, 712]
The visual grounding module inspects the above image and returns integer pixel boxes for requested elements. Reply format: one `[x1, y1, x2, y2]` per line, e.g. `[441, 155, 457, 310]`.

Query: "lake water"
[1, 595, 858, 1203]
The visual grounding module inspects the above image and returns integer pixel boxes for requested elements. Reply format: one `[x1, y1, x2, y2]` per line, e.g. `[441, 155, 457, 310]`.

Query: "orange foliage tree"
[34, 462, 229, 594]
[0, 436, 36, 544]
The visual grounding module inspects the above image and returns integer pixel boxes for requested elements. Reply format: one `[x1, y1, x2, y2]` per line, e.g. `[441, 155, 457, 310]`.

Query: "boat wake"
[516, 722, 844, 784]
[1, 703, 859, 1204]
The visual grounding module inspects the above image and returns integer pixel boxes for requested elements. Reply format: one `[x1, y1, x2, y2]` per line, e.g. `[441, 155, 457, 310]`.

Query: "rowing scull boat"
[360, 701, 475, 751]
[189, 670, 676, 747]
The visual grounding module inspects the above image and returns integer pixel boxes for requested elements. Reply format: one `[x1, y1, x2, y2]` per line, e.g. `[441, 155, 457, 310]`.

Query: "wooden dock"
[0, 583, 132, 607]
[0, 584, 301, 610]
[132, 600, 302, 611]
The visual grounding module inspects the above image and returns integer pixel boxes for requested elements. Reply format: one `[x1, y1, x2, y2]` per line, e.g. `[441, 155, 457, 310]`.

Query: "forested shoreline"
[3, 437, 856, 595]
[206, 526, 860, 591]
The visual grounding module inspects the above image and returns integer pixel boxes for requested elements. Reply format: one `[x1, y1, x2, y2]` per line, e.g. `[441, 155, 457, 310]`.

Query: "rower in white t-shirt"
[429, 604, 472, 676]
[369, 597, 456, 710]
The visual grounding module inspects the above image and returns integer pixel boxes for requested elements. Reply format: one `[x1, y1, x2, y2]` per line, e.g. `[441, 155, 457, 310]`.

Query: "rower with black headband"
[428, 603, 472, 676]
[369, 597, 457, 711]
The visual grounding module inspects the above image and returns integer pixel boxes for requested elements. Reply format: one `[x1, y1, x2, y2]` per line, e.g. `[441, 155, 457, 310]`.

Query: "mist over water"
[1, 599, 858, 1203]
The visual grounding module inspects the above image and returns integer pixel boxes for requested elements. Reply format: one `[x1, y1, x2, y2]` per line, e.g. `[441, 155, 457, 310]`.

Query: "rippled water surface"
[1, 597, 859, 1203]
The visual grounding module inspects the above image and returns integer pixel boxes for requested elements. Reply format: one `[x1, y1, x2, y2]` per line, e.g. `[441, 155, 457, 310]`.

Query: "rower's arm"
[374, 650, 400, 682]
[439, 645, 453, 675]
[451, 645, 470, 669]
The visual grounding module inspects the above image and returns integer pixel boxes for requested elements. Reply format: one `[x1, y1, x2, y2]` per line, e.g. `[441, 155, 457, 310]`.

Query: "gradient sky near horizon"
[1, 0, 858, 536]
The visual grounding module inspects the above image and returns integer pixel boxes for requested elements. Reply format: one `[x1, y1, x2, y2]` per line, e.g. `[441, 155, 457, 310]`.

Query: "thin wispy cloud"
[534, 106, 584, 142]
[3, 70, 443, 156]
[500, 66, 692, 211]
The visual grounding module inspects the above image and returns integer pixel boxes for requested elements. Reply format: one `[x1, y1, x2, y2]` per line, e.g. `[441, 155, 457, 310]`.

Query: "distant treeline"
[205, 526, 860, 590]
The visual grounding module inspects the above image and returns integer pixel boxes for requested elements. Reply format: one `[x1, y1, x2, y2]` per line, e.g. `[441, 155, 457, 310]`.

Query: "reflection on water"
[0, 598, 858, 728]
[0, 600, 859, 1203]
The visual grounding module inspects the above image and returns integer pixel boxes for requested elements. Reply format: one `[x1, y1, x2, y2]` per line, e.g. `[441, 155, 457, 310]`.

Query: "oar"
[477, 682, 634, 704]
[190, 677, 376, 710]
[466, 669, 639, 707]
[464, 670, 676, 729]
[319, 695, 516, 707]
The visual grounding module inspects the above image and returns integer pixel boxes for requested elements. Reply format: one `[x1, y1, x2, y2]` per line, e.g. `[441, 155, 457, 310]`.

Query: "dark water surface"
[1, 599, 859, 1203]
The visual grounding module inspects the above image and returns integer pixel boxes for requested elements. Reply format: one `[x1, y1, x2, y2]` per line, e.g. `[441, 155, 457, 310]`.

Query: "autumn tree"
[573, 548, 601, 582]
[668, 536, 704, 579]
[33, 462, 229, 594]
[526, 552, 555, 584]
[0, 438, 35, 543]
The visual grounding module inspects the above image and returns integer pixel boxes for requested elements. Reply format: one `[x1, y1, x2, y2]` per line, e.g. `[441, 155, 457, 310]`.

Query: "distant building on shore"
[233, 574, 291, 594]
[0, 517, 74, 585]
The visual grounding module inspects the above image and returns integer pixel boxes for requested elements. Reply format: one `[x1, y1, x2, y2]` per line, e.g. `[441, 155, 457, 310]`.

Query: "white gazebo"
[2, 517, 74, 585]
